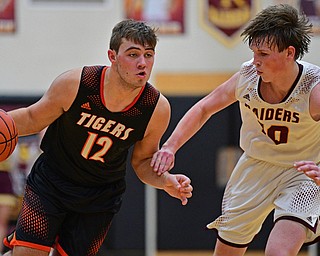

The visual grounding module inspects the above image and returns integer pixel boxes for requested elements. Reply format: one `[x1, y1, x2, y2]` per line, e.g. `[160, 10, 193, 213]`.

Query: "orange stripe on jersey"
[8, 232, 51, 252]
[3, 236, 12, 249]
[99, 65, 146, 112]
[55, 243, 69, 256]
[100, 66, 108, 106]
[122, 84, 146, 112]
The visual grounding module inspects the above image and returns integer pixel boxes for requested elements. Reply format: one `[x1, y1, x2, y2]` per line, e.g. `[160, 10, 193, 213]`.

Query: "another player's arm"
[131, 94, 171, 187]
[151, 72, 240, 174]
[9, 68, 81, 136]
[131, 94, 192, 205]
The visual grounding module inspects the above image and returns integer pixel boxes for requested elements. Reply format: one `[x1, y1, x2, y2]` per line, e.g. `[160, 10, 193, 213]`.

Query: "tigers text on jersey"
[236, 60, 320, 167]
[40, 66, 160, 186]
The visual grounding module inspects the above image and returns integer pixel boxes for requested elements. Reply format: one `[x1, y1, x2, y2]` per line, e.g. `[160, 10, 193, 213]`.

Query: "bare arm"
[310, 82, 320, 121]
[293, 83, 320, 185]
[151, 72, 240, 174]
[9, 68, 81, 136]
[131, 94, 193, 205]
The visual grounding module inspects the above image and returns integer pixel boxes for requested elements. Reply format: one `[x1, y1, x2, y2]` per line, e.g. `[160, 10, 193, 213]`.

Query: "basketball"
[0, 109, 18, 161]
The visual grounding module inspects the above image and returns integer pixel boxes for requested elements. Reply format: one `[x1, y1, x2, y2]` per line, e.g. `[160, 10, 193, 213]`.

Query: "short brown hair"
[109, 19, 158, 53]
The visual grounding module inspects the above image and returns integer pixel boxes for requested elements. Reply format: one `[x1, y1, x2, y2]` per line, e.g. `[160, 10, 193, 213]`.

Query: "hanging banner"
[199, 0, 260, 48]
[124, 0, 185, 34]
[0, 0, 15, 33]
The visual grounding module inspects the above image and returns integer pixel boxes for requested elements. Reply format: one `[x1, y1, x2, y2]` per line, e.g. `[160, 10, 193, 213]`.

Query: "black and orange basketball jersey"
[40, 66, 160, 186]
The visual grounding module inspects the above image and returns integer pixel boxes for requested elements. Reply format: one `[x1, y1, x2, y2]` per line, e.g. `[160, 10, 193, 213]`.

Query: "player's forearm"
[163, 105, 209, 154]
[133, 159, 167, 189]
[9, 108, 43, 136]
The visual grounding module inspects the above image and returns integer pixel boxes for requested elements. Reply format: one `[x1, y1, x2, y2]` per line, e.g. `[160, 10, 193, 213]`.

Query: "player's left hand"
[294, 161, 320, 185]
[162, 173, 193, 205]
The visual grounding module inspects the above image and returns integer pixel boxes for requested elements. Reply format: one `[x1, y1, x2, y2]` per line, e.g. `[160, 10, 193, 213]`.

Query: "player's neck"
[260, 63, 300, 104]
[102, 69, 143, 112]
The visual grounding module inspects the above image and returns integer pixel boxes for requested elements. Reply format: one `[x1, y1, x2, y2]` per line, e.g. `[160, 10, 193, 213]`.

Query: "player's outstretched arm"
[151, 72, 240, 175]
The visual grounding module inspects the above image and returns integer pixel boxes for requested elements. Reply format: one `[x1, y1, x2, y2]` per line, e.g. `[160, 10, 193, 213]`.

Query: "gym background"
[1, 0, 320, 255]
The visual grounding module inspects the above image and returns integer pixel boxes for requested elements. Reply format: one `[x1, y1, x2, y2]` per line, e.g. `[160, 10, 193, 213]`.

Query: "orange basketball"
[0, 109, 18, 161]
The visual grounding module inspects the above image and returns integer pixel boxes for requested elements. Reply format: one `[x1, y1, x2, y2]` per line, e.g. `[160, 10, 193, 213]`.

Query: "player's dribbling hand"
[294, 161, 320, 185]
[151, 148, 175, 176]
[163, 173, 193, 205]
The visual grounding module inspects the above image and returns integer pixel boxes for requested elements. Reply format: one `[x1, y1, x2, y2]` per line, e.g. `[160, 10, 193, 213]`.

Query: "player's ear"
[287, 46, 296, 59]
[108, 49, 117, 62]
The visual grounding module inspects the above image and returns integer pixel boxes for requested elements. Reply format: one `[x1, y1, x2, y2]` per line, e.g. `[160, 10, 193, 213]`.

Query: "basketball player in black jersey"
[2, 19, 193, 256]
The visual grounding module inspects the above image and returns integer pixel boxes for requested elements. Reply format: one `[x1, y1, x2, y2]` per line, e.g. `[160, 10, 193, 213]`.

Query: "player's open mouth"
[137, 71, 146, 77]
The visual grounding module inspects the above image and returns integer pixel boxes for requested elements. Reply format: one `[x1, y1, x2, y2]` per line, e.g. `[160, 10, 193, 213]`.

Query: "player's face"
[250, 39, 290, 83]
[110, 39, 155, 88]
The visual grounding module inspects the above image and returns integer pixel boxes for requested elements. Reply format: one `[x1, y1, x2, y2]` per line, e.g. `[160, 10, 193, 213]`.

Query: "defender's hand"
[151, 148, 175, 176]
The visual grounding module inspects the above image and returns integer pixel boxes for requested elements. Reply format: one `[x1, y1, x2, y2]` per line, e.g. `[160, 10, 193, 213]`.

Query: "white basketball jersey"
[236, 60, 320, 167]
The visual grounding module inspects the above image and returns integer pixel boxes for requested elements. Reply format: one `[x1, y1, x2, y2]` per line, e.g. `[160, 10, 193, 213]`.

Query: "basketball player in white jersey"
[151, 4, 320, 256]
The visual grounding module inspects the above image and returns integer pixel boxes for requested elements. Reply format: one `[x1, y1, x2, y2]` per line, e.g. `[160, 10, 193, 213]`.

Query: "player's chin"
[133, 80, 147, 88]
[139, 78, 149, 85]
[136, 74, 150, 83]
